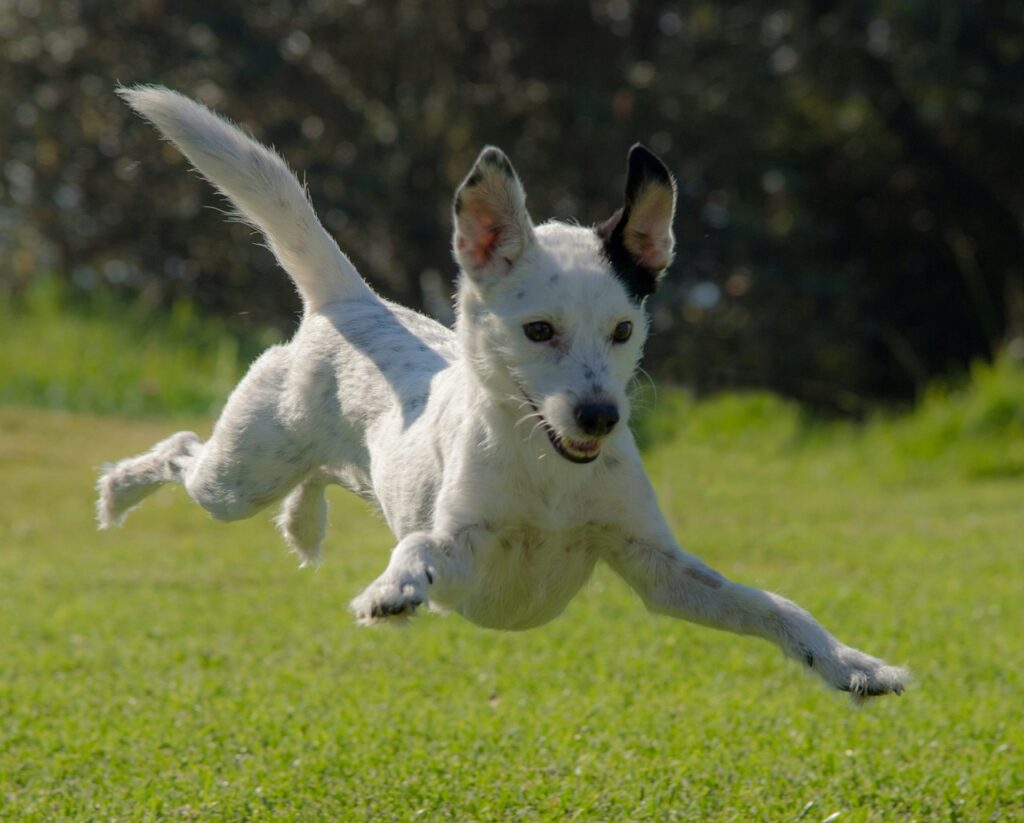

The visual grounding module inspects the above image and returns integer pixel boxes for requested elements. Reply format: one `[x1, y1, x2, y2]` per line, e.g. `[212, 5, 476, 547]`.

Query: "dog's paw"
[814, 643, 909, 701]
[350, 573, 428, 626]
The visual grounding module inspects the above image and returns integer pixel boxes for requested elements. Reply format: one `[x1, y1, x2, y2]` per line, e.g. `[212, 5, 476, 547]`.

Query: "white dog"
[98, 86, 907, 699]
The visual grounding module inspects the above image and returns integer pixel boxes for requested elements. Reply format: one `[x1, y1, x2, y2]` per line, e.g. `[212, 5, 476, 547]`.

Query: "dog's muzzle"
[521, 393, 605, 464]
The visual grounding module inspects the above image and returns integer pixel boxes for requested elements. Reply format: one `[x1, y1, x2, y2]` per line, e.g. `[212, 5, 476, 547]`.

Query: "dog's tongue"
[566, 438, 600, 455]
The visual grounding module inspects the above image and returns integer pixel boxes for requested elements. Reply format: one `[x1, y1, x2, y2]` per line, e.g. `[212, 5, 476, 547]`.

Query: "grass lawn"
[1, 401, 1021, 820]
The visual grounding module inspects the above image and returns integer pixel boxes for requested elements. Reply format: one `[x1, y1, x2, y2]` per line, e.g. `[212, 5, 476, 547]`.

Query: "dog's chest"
[453, 520, 613, 631]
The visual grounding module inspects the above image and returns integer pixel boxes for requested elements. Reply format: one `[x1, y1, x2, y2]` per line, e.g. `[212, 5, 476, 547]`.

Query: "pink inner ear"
[458, 209, 503, 268]
[626, 223, 671, 270]
[622, 181, 675, 270]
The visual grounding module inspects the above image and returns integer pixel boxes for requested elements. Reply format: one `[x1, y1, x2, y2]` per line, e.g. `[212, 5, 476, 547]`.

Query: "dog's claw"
[370, 597, 422, 619]
[823, 645, 909, 700]
[351, 576, 428, 625]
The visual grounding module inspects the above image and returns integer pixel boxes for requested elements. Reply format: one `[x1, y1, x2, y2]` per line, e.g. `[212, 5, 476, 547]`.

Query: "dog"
[98, 86, 907, 700]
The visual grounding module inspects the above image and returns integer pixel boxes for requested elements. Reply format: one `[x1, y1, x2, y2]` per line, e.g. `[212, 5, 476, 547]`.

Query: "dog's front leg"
[350, 529, 476, 625]
[602, 507, 908, 698]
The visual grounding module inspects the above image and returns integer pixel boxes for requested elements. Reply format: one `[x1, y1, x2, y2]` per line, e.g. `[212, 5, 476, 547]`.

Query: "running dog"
[98, 86, 907, 699]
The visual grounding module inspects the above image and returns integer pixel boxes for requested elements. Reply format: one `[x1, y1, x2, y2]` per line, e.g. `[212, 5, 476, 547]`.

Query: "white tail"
[117, 85, 375, 312]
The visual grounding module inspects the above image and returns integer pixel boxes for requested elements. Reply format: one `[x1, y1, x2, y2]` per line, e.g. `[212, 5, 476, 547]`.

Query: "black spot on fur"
[464, 170, 483, 189]
[597, 144, 675, 303]
[624, 143, 673, 201]
[481, 147, 514, 177]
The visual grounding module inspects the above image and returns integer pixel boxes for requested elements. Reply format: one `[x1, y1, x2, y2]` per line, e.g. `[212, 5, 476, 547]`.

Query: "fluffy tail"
[117, 85, 374, 312]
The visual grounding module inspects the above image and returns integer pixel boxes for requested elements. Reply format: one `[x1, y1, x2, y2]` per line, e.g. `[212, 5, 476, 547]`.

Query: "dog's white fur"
[98, 86, 908, 699]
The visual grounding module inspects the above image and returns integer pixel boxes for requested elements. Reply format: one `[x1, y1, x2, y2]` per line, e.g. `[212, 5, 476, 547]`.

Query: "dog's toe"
[832, 652, 909, 701]
[351, 578, 426, 625]
[371, 596, 422, 619]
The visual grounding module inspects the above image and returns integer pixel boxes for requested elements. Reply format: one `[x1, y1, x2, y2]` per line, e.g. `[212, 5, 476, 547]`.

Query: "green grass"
[632, 355, 1024, 482]
[2, 301, 1023, 818]
[0, 277, 278, 417]
[2, 409, 1023, 819]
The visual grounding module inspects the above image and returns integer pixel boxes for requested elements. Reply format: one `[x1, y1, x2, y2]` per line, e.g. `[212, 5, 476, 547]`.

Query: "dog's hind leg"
[98, 347, 322, 530]
[98, 423, 314, 530]
[275, 477, 328, 567]
[97, 431, 201, 528]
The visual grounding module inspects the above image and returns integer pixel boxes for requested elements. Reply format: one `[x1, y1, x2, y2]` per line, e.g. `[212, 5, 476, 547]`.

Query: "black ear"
[452, 146, 535, 287]
[597, 144, 677, 302]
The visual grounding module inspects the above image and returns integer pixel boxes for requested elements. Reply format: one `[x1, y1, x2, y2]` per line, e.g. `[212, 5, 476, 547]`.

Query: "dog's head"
[452, 145, 676, 464]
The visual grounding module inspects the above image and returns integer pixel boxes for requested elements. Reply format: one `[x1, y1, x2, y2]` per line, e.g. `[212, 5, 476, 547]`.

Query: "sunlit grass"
[1, 404, 1022, 819]
[633, 356, 1024, 481]
[2, 300, 1023, 817]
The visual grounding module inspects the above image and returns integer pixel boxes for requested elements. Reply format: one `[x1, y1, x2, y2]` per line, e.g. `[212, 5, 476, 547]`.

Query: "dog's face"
[453, 145, 676, 464]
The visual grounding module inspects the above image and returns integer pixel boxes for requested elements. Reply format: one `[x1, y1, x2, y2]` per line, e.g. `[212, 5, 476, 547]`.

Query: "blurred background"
[2, 0, 1022, 413]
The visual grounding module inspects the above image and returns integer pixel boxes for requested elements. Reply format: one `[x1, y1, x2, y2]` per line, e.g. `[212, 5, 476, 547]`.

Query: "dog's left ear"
[597, 144, 677, 302]
[453, 146, 535, 286]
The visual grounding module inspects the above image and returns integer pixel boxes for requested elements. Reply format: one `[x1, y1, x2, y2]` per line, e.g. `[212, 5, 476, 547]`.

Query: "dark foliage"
[2, 0, 1022, 410]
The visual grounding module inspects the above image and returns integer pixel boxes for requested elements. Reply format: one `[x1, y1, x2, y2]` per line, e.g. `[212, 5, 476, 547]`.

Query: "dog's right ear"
[452, 147, 535, 286]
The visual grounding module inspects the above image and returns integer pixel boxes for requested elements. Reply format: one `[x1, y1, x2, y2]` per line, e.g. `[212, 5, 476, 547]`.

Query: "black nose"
[574, 402, 620, 437]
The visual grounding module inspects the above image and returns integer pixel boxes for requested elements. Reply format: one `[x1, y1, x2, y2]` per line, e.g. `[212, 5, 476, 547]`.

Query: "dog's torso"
[451, 521, 607, 629]
[289, 298, 638, 630]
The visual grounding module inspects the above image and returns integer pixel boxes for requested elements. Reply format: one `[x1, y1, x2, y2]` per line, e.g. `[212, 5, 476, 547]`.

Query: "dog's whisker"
[514, 411, 542, 432]
[631, 367, 658, 401]
[509, 397, 533, 413]
[638, 367, 657, 393]
[527, 419, 547, 439]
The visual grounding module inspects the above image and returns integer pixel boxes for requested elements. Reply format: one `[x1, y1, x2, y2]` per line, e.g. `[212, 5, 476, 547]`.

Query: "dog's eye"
[612, 320, 633, 343]
[523, 321, 555, 342]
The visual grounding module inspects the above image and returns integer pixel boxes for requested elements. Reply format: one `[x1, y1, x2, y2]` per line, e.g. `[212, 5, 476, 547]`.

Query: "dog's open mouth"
[547, 429, 601, 463]
[522, 394, 601, 464]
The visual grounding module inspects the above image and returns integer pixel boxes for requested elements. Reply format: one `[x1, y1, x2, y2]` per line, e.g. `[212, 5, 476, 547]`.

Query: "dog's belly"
[453, 524, 605, 631]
